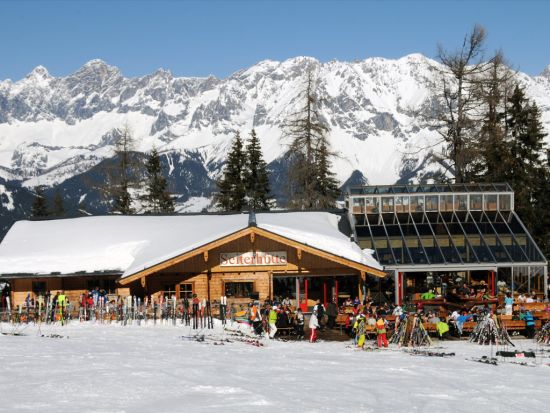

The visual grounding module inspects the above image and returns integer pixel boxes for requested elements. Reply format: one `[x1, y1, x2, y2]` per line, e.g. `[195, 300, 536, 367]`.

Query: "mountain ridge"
[0, 54, 549, 238]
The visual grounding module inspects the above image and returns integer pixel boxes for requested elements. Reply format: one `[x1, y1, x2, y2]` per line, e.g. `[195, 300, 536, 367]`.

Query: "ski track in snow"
[0, 322, 549, 413]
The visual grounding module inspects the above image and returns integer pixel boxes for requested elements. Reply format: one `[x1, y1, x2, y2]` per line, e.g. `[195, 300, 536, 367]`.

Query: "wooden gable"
[118, 226, 385, 285]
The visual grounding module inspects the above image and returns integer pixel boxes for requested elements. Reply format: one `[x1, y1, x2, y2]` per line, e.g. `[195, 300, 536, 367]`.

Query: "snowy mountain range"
[1, 55, 549, 238]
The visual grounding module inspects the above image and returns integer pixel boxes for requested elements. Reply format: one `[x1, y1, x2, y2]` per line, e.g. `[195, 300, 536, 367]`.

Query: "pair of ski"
[40, 333, 67, 339]
[467, 356, 498, 366]
[405, 349, 455, 357]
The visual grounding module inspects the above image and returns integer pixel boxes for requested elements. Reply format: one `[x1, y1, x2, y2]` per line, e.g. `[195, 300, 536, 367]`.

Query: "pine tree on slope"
[52, 189, 65, 217]
[31, 186, 49, 218]
[314, 140, 340, 209]
[505, 86, 547, 233]
[216, 133, 246, 212]
[244, 129, 271, 211]
[144, 148, 175, 214]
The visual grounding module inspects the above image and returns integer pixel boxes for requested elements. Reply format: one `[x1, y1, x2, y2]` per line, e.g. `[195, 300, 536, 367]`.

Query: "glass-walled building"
[346, 183, 548, 304]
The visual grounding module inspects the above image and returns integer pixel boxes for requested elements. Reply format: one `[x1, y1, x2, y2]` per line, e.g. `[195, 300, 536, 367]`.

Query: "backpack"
[316, 304, 325, 318]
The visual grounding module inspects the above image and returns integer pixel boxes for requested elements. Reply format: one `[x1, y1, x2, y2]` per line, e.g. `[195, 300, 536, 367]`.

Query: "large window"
[499, 194, 511, 211]
[32, 281, 47, 295]
[425, 195, 438, 212]
[484, 194, 497, 211]
[352, 197, 365, 214]
[163, 284, 177, 300]
[225, 282, 254, 298]
[470, 194, 482, 210]
[395, 196, 409, 213]
[410, 196, 424, 212]
[365, 197, 379, 214]
[440, 195, 453, 212]
[86, 279, 117, 294]
[454, 195, 468, 211]
[381, 197, 394, 213]
[179, 283, 193, 300]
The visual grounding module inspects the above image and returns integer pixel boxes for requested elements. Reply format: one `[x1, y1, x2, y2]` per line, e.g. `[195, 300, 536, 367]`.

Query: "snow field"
[1, 322, 549, 413]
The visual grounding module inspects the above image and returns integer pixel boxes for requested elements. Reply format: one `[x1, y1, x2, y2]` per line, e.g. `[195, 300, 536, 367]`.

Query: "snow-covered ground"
[1, 322, 549, 413]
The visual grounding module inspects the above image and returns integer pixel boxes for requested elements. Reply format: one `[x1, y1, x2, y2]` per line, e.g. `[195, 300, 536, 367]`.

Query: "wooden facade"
[5, 225, 385, 308]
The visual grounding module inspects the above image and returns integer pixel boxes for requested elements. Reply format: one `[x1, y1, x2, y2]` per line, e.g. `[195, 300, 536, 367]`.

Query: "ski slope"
[1, 322, 549, 412]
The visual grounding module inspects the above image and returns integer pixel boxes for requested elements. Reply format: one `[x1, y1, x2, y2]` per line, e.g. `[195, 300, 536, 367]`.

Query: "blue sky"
[1, 0, 549, 80]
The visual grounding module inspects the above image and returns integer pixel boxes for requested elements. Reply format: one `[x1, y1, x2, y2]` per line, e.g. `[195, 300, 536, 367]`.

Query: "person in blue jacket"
[521, 310, 535, 338]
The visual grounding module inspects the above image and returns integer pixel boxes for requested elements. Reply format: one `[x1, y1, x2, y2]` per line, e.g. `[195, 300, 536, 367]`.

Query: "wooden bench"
[523, 303, 546, 311]
[336, 313, 350, 335]
[462, 321, 477, 332]
[274, 326, 294, 337]
[424, 323, 437, 333]
[501, 319, 542, 331]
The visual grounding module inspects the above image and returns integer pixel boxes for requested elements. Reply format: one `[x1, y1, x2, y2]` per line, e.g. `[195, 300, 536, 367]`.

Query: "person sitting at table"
[430, 312, 441, 324]
[343, 297, 353, 307]
[276, 307, 290, 334]
[458, 283, 471, 297]
[504, 292, 514, 315]
[353, 296, 361, 306]
[282, 296, 292, 307]
[421, 289, 436, 300]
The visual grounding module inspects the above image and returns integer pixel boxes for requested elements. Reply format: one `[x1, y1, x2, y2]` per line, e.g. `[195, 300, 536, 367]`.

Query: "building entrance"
[273, 275, 359, 312]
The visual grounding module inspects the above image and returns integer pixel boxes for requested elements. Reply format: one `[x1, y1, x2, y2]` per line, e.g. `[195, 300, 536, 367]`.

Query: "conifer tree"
[533, 150, 550, 257]
[476, 53, 515, 182]
[505, 85, 548, 236]
[111, 124, 137, 214]
[52, 190, 65, 217]
[244, 129, 271, 210]
[31, 186, 49, 217]
[144, 148, 175, 214]
[216, 133, 246, 212]
[283, 69, 338, 209]
[314, 140, 340, 208]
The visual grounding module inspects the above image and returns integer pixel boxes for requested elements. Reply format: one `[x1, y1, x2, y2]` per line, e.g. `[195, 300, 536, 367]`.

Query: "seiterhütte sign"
[220, 251, 287, 266]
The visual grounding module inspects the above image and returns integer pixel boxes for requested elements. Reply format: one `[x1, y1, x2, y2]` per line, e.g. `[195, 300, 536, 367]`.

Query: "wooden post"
[296, 277, 301, 309]
[207, 271, 211, 303]
[323, 279, 327, 307]
[269, 270, 273, 301]
[359, 271, 366, 302]
[305, 278, 308, 311]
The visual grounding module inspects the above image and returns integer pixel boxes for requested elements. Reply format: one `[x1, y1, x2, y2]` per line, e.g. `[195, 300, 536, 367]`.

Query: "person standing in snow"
[326, 300, 338, 329]
[294, 308, 305, 339]
[355, 314, 368, 348]
[57, 291, 67, 321]
[313, 299, 326, 329]
[309, 310, 320, 343]
[268, 305, 278, 338]
[376, 316, 388, 348]
[249, 302, 263, 335]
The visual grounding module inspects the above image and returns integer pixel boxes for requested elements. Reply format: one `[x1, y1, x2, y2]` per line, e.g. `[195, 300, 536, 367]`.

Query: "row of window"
[31, 279, 118, 295]
[27, 280, 255, 300]
[350, 193, 512, 214]
[162, 281, 254, 299]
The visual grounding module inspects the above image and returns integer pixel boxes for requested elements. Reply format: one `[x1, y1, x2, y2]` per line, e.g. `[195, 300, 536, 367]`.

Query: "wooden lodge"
[0, 211, 385, 310]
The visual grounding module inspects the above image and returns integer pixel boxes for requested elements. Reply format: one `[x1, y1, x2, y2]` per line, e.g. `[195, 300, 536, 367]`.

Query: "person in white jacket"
[309, 310, 320, 343]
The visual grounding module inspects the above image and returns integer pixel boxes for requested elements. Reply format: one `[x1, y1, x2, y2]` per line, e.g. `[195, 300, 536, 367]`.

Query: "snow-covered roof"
[0, 212, 382, 279]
